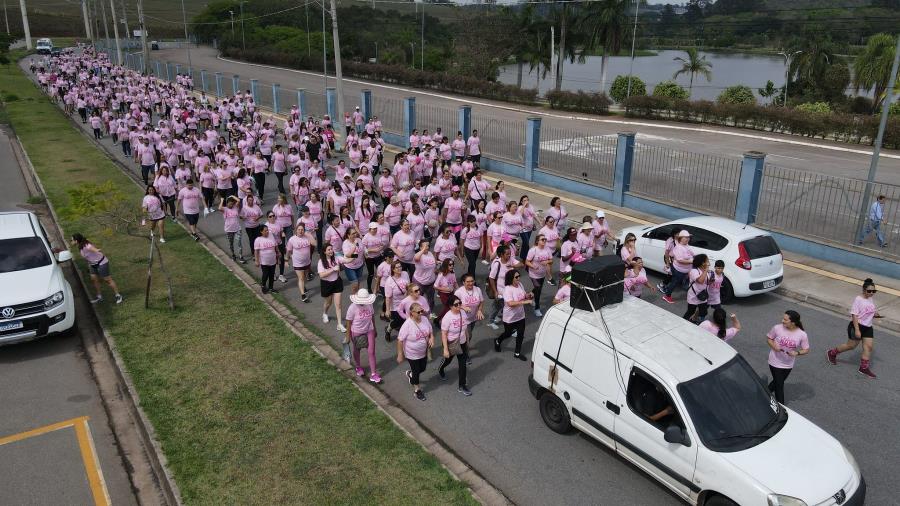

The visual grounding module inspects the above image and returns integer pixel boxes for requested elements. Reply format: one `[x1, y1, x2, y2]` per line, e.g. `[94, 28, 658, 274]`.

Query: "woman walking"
[263, 211, 287, 283]
[620, 233, 637, 266]
[454, 274, 484, 356]
[397, 302, 434, 401]
[826, 278, 882, 378]
[439, 295, 472, 396]
[286, 223, 316, 303]
[317, 244, 347, 332]
[345, 288, 382, 384]
[660, 230, 694, 304]
[71, 234, 123, 304]
[494, 269, 533, 361]
[624, 257, 653, 298]
[341, 227, 365, 294]
[766, 310, 810, 404]
[435, 259, 458, 322]
[142, 185, 166, 243]
[413, 239, 438, 314]
[254, 225, 279, 294]
[461, 215, 482, 279]
[700, 308, 741, 342]
[382, 260, 410, 341]
[684, 254, 711, 323]
[525, 234, 553, 317]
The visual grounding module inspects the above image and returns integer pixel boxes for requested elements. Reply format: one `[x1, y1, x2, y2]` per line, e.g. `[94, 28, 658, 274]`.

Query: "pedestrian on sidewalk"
[397, 302, 434, 402]
[766, 310, 810, 405]
[141, 185, 167, 243]
[346, 289, 382, 384]
[826, 278, 882, 378]
[254, 225, 279, 294]
[494, 269, 533, 361]
[71, 234, 123, 304]
[659, 230, 694, 304]
[858, 195, 888, 248]
[318, 243, 347, 333]
[699, 308, 741, 342]
[439, 295, 472, 396]
[220, 196, 245, 263]
[176, 179, 203, 241]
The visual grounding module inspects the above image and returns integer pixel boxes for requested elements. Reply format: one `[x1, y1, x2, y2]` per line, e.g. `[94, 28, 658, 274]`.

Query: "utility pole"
[550, 26, 556, 90]
[305, 1, 310, 57]
[239, 0, 245, 50]
[778, 49, 802, 107]
[626, 0, 640, 99]
[4, 0, 10, 35]
[329, 0, 345, 127]
[420, 4, 425, 70]
[854, 35, 900, 246]
[322, 0, 327, 95]
[18, 0, 29, 49]
[136, 0, 149, 74]
[120, 0, 129, 40]
[82, 0, 92, 42]
[100, 0, 111, 52]
[229, 10, 234, 37]
[109, 0, 121, 64]
[180, 0, 191, 70]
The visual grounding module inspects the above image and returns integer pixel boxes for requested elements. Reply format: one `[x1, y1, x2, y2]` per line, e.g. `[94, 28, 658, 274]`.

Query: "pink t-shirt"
[143, 195, 165, 220]
[384, 273, 410, 311]
[398, 317, 432, 360]
[699, 320, 739, 342]
[377, 261, 393, 288]
[317, 258, 340, 282]
[391, 230, 416, 263]
[441, 310, 468, 344]
[398, 295, 429, 319]
[554, 284, 571, 303]
[687, 268, 709, 305]
[624, 268, 648, 297]
[433, 235, 457, 261]
[435, 272, 458, 294]
[287, 234, 313, 268]
[766, 324, 809, 369]
[502, 284, 527, 323]
[345, 303, 375, 336]
[413, 252, 438, 286]
[462, 226, 482, 251]
[254, 236, 278, 266]
[672, 244, 694, 274]
[454, 286, 482, 325]
[341, 239, 364, 269]
[850, 295, 876, 327]
[526, 246, 553, 279]
[223, 206, 241, 233]
[178, 187, 202, 215]
[444, 197, 464, 224]
[361, 232, 384, 258]
[502, 212, 523, 235]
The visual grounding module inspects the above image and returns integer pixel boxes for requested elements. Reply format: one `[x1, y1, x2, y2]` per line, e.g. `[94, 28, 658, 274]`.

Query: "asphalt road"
[0, 128, 137, 505]
[42, 63, 900, 505]
[149, 46, 900, 186]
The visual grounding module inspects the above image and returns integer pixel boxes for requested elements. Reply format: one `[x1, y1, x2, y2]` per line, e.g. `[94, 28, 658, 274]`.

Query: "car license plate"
[0, 320, 24, 332]
[763, 279, 777, 289]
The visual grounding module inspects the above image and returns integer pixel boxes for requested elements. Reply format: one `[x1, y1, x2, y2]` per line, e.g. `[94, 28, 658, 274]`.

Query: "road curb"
[9, 115, 182, 504]
[26, 62, 512, 506]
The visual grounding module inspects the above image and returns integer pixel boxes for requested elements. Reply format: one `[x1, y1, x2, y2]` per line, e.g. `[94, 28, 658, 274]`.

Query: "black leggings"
[684, 303, 708, 323]
[497, 319, 526, 354]
[531, 277, 545, 311]
[260, 264, 275, 290]
[163, 195, 176, 217]
[439, 342, 469, 388]
[275, 172, 286, 194]
[401, 261, 415, 279]
[407, 357, 427, 386]
[201, 187, 215, 208]
[365, 255, 382, 291]
[277, 242, 286, 276]
[253, 172, 266, 199]
[246, 226, 261, 250]
[768, 365, 792, 405]
[465, 247, 479, 279]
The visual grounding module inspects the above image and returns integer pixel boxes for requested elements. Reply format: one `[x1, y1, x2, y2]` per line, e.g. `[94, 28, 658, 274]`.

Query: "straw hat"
[350, 289, 377, 305]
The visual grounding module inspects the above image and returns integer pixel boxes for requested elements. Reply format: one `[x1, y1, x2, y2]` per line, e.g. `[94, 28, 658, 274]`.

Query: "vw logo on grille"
[0, 307, 14, 319]
[833, 489, 846, 505]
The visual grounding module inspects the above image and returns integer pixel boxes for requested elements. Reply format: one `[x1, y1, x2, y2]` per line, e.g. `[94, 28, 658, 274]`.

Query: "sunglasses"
[452, 302, 461, 307]
[866, 289, 877, 294]
[412, 289, 420, 293]
[514, 275, 521, 279]
[538, 238, 546, 242]
[412, 309, 423, 315]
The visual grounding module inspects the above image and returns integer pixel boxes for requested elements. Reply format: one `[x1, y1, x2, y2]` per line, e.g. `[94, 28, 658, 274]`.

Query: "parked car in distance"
[36, 38, 53, 55]
[617, 216, 783, 300]
[0, 212, 75, 346]
[50, 47, 62, 57]
[529, 297, 865, 506]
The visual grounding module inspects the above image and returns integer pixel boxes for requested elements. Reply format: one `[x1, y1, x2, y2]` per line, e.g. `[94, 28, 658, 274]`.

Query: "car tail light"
[735, 242, 752, 270]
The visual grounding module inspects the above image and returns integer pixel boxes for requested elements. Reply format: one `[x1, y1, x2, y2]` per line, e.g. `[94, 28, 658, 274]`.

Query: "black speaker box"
[570, 255, 624, 310]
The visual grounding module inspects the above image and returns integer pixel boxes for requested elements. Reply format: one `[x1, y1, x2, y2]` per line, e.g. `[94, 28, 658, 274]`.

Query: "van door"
[568, 334, 619, 449]
[613, 366, 699, 501]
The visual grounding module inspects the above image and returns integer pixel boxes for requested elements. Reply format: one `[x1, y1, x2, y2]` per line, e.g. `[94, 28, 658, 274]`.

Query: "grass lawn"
[0, 58, 476, 505]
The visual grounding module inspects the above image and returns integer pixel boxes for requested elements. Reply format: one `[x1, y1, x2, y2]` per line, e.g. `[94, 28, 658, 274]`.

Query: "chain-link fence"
[537, 126, 616, 188]
[472, 115, 524, 164]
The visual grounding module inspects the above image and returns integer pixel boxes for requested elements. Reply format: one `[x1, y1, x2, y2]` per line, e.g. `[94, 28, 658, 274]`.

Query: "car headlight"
[766, 494, 807, 506]
[842, 444, 861, 476]
[44, 290, 64, 309]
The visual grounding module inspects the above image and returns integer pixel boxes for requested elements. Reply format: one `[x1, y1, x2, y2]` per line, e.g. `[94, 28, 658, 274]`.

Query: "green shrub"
[545, 89, 612, 114]
[609, 75, 646, 103]
[890, 101, 900, 116]
[652, 81, 689, 100]
[717, 85, 756, 105]
[796, 102, 832, 114]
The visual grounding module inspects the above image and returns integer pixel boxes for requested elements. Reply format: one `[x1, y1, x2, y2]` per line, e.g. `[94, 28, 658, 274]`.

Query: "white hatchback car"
[0, 212, 75, 345]
[617, 216, 783, 299]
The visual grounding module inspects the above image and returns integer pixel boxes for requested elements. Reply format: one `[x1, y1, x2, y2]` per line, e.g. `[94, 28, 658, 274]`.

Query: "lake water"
[497, 49, 863, 102]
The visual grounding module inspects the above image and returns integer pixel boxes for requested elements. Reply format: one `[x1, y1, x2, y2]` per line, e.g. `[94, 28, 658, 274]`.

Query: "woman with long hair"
[382, 260, 410, 341]
[766, 310, 810, 404]
[439, 294, 472, 396]
[317, 243, 347, 332]
[699, 307, 741, 342]
[254, 225, 279, 294]
[826, 278, 882, 378]
[71, 233, 123, 304]
[142, 185, 166, 243]
[525, 233, 554, 317]
[494, 269, 533, 361]
[396, 302, 434, 402]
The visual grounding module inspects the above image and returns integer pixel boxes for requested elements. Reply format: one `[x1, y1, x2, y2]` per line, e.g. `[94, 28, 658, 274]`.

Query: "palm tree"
[672, 47, 713, 97]
[788, 33, 837, 85]
[853, 33, 898, 112]
[552, 4, 583, 91]
[513, 6, 539, 88]
[521, 19, 552, 88]
[578, 0, 629, 95]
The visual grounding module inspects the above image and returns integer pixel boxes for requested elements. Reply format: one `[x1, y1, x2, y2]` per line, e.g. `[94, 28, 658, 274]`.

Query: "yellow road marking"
[0, 417, 111, 506]
[485, 176, 900, 296]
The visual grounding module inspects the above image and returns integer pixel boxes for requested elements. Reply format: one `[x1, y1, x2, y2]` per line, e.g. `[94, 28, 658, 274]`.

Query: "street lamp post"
[239, 0, 245, 50]
[626, 0, 640, 100]
[409, 42, 415, 66]
[374, 41, 378, 63]
[229, 10, 234, 37]
[777, 49, 802, 107]
[179, 0, 191, 71]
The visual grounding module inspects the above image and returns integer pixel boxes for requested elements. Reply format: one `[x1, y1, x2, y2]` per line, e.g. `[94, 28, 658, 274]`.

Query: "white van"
[36, 38, 53, 55]
[528, 296, 864, 506]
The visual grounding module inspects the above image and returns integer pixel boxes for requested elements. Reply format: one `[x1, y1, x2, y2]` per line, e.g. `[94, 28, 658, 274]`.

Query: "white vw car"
[0, 212, 75, 345]
[617, 216, 784, 300]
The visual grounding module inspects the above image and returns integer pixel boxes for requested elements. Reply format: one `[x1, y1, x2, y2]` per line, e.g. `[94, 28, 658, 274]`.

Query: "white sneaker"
[534, 308, 543, 317]
[278, 275, 287, 283]
[203, 208, 209, 217]
[159, 237, 166, 243]
[480, 259, 489, 265]
[337, 323, 347, 333]
[488, 322, 499, 330]
[322, 313, 329, 323]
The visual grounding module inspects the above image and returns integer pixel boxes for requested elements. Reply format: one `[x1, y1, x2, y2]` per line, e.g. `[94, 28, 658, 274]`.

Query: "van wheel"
[539, 393, 571, 434]
[720, 277, 734, 304]
[705, 494, 738, 506]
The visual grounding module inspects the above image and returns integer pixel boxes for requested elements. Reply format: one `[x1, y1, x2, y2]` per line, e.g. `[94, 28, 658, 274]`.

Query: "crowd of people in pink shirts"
[35, 48, 883, 403]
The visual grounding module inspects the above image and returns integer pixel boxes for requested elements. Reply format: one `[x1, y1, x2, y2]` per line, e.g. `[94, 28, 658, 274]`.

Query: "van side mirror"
[57, 250, 73, 262]
[664, 425, 688, 446]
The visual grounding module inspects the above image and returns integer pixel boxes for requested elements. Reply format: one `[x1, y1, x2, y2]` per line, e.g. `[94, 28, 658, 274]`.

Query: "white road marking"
[213, 54, 900, 161]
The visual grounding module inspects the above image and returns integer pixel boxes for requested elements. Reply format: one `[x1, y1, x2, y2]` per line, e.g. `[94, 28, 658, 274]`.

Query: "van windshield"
[677, 355, 787, 452]
[0, 237, 52, 273]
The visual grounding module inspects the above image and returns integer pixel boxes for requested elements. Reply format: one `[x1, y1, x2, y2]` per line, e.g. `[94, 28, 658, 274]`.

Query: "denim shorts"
[344, 265, 364, 282]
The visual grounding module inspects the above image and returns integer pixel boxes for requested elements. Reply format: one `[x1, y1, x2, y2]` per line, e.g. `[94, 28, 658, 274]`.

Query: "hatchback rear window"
[742, 236, 781, 259]
[0, 237, 52, 273]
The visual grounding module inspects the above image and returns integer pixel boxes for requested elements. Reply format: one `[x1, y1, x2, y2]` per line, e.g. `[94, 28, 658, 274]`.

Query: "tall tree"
[578, 0, 628, 95]
[552, 4, 582, 91]
[853, 33, 898, 112]
[672, 47, 713, 96]
[513, 5, 539, 88]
